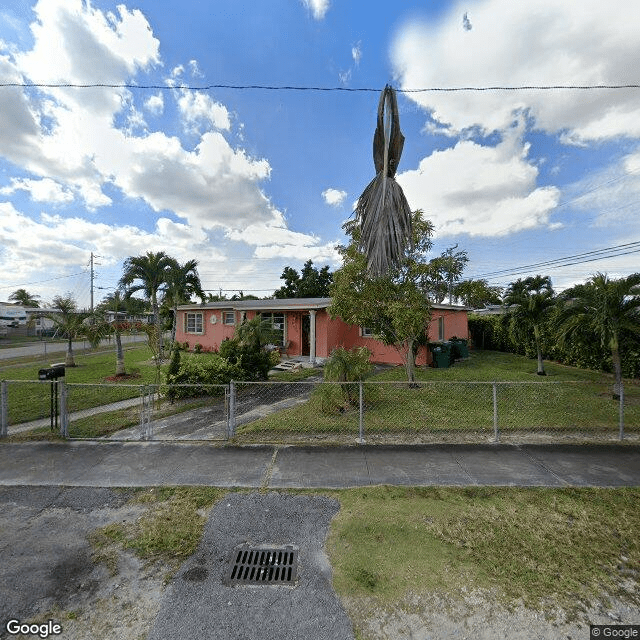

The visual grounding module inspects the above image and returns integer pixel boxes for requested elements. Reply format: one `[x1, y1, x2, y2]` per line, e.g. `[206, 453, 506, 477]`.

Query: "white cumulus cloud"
[392, 0, 640, 142]
[144, 93, 164, 115]
[322, 188, 348, 207]
[177, 90, 231, 133]
[0, 177, 74, 203]
[396, 124, 561, 237]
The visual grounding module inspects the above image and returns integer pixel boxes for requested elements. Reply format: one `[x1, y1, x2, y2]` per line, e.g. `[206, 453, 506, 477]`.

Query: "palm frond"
[356, 173, 412, 277]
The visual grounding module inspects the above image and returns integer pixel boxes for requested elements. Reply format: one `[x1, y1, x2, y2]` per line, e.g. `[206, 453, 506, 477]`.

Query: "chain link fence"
[1, 378, 637, 444]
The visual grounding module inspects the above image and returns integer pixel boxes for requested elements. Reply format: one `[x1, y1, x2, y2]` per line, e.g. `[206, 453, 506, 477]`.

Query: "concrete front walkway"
[0, 442, 638, 488]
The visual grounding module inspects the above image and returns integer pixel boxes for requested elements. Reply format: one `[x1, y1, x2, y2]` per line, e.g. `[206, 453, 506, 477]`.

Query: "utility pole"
[89, 252, 102, 313]
[90, 252, 94, 313]
[446, 244, 458, 305]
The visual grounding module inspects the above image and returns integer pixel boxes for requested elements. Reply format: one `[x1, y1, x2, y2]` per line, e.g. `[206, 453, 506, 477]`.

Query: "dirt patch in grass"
[103, 373, 142, 382]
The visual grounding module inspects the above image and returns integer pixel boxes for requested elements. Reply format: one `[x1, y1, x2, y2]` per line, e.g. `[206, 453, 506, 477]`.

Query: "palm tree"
[556, 272, 640, 397]
[355, 85, 413, 277]
[119, 251, 174, 360]
[504, 275, 555, 375]
[9, 288, 40, 307]
[46, 295, 107, 367]
[164, 259, 205, 343]
[110, 290, 127, 376]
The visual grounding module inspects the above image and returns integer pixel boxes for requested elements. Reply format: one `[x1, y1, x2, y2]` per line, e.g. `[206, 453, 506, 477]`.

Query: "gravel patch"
[343, 589, 640, 640]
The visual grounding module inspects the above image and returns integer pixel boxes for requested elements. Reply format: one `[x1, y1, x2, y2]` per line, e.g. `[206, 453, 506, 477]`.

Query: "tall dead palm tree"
[164, 258, 206, 343]
[557, 272, 640, 397]
[355, 85, 413, 277]
[504, 275, 555, 375]
[119, 251, 174, 360]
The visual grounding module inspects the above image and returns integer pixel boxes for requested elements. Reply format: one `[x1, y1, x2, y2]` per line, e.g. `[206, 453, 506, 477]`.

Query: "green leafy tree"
[9, 289, 40, 307]
[556, 272, 640, 397]
[164, 258, 206, 343]
[422, 245, 469, 304]
[273, 260, 333, 298]
[504, 275, 555, 375]
[329, 210, 434, 383]
[119, 251, 174, 360]
[454, 279, 503, 309]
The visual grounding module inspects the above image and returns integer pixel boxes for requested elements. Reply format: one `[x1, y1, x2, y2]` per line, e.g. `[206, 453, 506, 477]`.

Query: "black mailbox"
[38, 365, 65, 381]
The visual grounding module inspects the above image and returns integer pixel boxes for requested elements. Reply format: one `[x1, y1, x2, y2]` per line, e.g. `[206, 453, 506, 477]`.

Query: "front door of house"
[301, 314, 310, 356]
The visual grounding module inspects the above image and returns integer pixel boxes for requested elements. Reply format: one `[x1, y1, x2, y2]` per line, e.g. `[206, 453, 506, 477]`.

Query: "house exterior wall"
[175, 305, 469, 365]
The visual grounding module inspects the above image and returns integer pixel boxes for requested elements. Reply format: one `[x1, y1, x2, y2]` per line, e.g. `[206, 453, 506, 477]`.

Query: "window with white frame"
[223, 310, 235, 325]
[360, 326, 374, 337]
[438, 316, 445, 341]
[185, 312, 203, 334]
[258, 312, 286, 346]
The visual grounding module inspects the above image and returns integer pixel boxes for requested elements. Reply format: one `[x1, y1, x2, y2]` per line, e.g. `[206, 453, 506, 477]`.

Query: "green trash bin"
[430, 344, 451, 368]
[450, 338, 469, 359]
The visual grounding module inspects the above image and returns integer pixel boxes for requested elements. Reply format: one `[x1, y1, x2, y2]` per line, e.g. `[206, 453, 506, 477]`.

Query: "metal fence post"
[229, 380, 236, 438]
[0, 381, 7, 438]
[358, 380, 364, 444]
[59, 381, 68, 438]
[619, 382, 624, 441]
[140, 385, 151, 440]
[493, 382, 499, 443]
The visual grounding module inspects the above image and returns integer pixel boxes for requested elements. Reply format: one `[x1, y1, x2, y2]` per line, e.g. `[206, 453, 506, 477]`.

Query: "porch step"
[272, 360, 304, 371]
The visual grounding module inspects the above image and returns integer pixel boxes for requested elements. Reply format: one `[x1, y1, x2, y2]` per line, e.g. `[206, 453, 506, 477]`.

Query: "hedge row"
[468, 313, 640, 379]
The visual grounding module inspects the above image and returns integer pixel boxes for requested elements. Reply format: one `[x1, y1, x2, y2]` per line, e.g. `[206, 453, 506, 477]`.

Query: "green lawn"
[2, 344, 163, 427]
[324, 486, 640, 632]
[234, 350, 639, 443]
[3, 349, 638, 442]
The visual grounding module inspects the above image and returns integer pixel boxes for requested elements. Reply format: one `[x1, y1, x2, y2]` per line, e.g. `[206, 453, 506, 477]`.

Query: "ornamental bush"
[165, 352, 244, 399]
[218, 337, 272, 381]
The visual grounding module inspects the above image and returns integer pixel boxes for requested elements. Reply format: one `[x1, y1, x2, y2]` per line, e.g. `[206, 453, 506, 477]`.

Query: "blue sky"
[0, 0, 639, 309]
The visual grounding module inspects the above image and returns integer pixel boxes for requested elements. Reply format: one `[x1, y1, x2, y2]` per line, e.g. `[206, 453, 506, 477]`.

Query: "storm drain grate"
[224, 544, 298, 586]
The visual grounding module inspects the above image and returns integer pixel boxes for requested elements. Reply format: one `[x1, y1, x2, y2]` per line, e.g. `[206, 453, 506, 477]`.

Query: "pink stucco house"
[175, 297, 469, 366]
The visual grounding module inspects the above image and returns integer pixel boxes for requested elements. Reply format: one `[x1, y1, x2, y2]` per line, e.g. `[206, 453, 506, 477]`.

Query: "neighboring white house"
[0, 302, 27, 327]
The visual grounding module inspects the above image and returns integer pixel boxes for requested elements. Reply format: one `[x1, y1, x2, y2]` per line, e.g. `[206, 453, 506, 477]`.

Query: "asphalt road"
[0, 333, 147, 361]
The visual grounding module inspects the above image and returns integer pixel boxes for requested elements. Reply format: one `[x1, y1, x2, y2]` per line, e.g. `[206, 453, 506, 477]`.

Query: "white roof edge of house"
[177, 297, 470, 312]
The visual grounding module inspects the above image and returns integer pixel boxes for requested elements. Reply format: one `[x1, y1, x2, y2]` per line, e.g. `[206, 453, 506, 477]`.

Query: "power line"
[0, 271, 87, 291]
[470, 242, 640, 280]
[4, 82, 640, 93]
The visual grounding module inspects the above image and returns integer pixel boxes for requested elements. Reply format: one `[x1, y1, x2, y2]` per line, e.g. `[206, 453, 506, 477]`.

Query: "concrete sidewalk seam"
[452, 453, 478, 485]
[261, 446, 279, 489]
[519, 446, 570, 486]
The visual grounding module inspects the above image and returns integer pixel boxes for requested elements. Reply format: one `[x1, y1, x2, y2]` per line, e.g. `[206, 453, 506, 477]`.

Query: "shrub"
[194, 343, 203, 354]
[322, 346, 373, 409]
[218, 337, 272, 381]
[166, 346, 181, 403]
[268, 349, 281, 368]
[165, 353, 244, 400]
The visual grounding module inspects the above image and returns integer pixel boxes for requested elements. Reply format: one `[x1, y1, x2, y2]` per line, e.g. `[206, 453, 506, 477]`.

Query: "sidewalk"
[0, 441, 638, 488]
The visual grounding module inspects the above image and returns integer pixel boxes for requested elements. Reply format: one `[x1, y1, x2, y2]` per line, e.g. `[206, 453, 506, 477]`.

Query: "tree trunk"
[611, 344, 622, 399]
[534, 324, 546, 376]
[171, 304, 177, 344]
[115, 330, 125, 376]
[65, 338, 75, 367]
[152, 295, 163, 361]
[404, 338, 416, 384]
